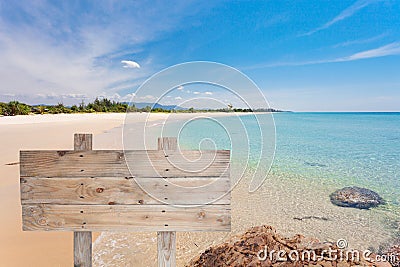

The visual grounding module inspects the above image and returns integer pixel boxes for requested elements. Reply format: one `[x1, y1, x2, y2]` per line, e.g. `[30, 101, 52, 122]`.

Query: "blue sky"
[0, 0, 399, 111]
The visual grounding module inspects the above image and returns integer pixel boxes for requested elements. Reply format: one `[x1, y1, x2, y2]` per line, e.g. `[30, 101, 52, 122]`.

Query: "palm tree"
[38, 106, 46, 114]
[8, 101, 19, 116]
[7, 101, 30, 115]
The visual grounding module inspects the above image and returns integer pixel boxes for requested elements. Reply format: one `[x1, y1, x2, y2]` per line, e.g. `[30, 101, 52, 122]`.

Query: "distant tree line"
[0, 98, 284, 116]
[0, 101, 31, 116]
[0, 98, 126, 116]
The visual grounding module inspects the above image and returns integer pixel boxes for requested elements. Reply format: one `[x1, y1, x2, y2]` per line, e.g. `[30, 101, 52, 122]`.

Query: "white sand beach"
[0, 113, 127, 266]
[0, 112, 239, 266]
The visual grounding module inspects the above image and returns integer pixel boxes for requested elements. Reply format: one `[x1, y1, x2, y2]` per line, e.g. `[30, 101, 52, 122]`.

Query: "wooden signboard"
[19, 134, 231, 267]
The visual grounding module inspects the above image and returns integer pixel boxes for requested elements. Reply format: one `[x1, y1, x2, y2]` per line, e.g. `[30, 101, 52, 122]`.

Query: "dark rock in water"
[330, 186, 385, 209]
[304, 161, 327, 167]
[293, 215, 329, 221]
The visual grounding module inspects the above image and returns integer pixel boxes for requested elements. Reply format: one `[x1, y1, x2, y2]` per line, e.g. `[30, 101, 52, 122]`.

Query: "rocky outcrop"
[329, 186, 385, 209]
[186, 225, 391, 267]
[383, 244, 400, 267]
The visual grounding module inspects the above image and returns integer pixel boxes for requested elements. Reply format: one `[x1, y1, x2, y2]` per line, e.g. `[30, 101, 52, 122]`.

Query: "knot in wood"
[96, 187, 104, 193]
[38, 217, 47, 225]
[57, 151, 67, 157]
[197, 211, 206, 219]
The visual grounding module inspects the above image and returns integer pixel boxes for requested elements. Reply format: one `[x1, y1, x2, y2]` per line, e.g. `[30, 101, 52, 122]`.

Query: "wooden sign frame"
[19, 134, 231, 267]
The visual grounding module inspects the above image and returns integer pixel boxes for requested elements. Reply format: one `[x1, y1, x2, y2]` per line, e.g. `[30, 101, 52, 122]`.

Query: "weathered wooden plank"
[20, 150, 230, 178]
[158, 137, 178, 151]
[74, 133, 93, 151]
[158, 231, 176, 267]
[22, 204, 231, 232]
[158, 137, 178, 267]
[73, 134, 92, 267]
[74, 231, 92, 267]
[20, 177, 231, 205]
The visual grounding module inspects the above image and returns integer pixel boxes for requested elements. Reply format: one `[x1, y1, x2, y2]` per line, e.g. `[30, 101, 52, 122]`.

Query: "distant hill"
[129, 102, 186, 110]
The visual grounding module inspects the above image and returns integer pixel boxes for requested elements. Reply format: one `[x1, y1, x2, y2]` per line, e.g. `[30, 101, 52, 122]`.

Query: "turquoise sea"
[274, 112, 400, 207]
[174, 112, 400, 219]
[171, 112, 400, 243]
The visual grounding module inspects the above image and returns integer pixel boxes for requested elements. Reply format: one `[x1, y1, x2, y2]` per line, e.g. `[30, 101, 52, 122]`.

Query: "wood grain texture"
[20, 177, 230, 205]
[22, 204, 231, 232]
[157, 231, 176, 267]
[73, 134, 92, 267]
[74, 231, 92, 267]
[74, 134, 93, 151]
[158, 137, 178, 151]
[19, 135, 231, 235]
[20, 150, 230, 178]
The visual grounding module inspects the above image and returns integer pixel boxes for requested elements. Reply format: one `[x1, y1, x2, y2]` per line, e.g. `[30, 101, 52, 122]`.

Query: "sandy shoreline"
[0, 111, 257, 125]
[0, 112, 241, 266]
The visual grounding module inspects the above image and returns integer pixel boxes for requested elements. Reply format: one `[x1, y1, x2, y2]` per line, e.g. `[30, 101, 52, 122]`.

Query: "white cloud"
[0, 2, 213, 104]
[174, 96, 182, 100]
[204, 91, 213, 95]
[28, 92, 138, 104]
[120, 93, 136, 102]
[98, 92, 119, 99]
[341, 42, 400, 61]
[36, 93, 58, 99]
[303, 0, 379, 36]
[121, 60, 140, 69]
[132, 94, 156, 101]
[193, 91, 200, 95]
[97, 92, 137, 102]
[177, 85, 184, 90]
[36, 93, 88, 100]
[247, 42, 400, 69]
[2, 93, 16, 97]
[332, 33, 387, 48]
[61, 93, 87, 99]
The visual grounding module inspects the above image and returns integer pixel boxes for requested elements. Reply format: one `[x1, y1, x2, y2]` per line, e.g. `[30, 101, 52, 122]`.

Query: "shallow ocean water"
[94, 112, 400, 266]
[176, 112, 400, 212]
